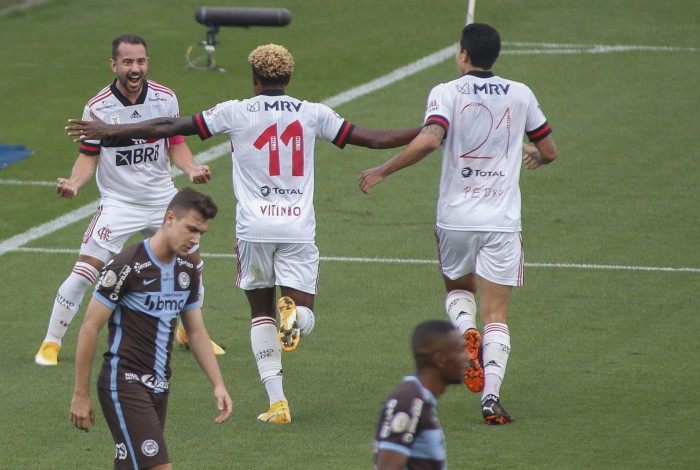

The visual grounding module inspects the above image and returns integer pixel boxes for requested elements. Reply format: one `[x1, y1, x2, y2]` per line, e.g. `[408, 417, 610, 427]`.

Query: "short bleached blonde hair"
[247, 44, 294, 83]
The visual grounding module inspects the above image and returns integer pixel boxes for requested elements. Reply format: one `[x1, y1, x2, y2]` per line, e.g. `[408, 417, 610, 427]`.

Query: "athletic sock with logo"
[445, 289, 477, 334]
[45, 262, 100, 344]
[251, 316, 285, 404]
[481, 322, 511, 400]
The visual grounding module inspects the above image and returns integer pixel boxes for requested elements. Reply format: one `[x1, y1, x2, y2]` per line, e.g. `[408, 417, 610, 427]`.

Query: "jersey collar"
[110, 79, 149, 106]
[259, 89, 286, 96]
[464, 70, 494, 78]
[403, 375, 438, 406]
[143, 239, 176, 270]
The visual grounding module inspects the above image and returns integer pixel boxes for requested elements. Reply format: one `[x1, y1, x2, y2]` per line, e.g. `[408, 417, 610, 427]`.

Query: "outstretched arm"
[180, 309, 233, 424]
[346, 127, 421, 149]
[358, 124, 444, 194]
[67, 115, 198, 141]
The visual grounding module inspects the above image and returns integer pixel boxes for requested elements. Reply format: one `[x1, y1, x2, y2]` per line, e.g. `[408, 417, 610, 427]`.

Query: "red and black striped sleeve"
[424, 114, 449, 134]
[526, 122, 552, 142]
[79, 142, 100, 156]
[193, 113, 213, 140]
[332, 120, 355, 148]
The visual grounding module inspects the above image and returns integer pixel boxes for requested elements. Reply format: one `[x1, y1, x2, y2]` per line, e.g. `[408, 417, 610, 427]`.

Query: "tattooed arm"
[359, 124, 444, 193]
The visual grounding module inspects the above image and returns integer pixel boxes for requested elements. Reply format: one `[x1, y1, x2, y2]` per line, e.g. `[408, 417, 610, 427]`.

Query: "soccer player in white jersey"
[34, 34, 223, 366]
[66, 43, 420, 424]
[360, 23, 558, 425]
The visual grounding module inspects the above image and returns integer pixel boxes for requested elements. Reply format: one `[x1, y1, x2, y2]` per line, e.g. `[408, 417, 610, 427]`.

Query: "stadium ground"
[0, 1, 697, 468]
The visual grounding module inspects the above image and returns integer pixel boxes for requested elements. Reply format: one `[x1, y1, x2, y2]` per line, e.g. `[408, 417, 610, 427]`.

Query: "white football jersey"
[194, 90, 353, 242]
[79, 80, 182, 207]
[424, 71, 552, 232]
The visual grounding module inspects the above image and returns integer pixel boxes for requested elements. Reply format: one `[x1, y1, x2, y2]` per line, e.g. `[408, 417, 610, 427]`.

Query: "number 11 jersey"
[194, 90, 354, 243]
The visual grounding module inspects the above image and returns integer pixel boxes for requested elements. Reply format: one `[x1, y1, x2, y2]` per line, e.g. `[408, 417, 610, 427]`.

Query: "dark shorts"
[98, 385, 170, 469]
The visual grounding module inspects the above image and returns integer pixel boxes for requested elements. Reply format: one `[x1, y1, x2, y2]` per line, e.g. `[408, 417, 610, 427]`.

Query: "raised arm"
[67, 115, 198, 141]
[358, 124, 444, 193]
[346, 126, 421, 149]
[70, 298, 112, 431]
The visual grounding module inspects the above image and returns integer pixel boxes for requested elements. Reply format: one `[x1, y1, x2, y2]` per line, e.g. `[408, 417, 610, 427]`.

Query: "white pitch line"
[2, 40, 697, 251]
[503, 41, 698, 52]
[12, 247, 699, 274]
[0, 47, 455, 256]
[0, 178, 55, 186]
[323, 45, 455, 108]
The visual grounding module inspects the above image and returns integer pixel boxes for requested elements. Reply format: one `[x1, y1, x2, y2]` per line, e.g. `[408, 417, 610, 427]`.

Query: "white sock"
[296, 305, 316, 337]
[45, 262, 100, 345]
[196, 261, 204, 304]
[251, 316, 285, 404]
[481, 323, 511, 401]
[445, 289, 477, 335]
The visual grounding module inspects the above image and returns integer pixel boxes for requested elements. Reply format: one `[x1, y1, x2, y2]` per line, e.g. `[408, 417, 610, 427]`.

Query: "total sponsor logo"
[115, 144, 160, 166]
[260, 185, 303, 197]
[461, 166, 505, 178]
[143, 294, 186, 312]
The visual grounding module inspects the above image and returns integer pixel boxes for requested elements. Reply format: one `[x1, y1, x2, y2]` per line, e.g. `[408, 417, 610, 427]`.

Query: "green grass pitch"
[0, 0, 698, 468]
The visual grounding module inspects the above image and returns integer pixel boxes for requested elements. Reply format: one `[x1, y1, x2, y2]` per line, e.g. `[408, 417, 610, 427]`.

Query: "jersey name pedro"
[94, 240, 201, 393]
[194, 90, 354, 243]
[424, 71, 552, 232]
[79, 80, 181, 207]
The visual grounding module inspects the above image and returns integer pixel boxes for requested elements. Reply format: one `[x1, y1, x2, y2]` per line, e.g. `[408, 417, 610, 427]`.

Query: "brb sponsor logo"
[260, 185, 303, 197]
[143, 294, 186, 312]
[461, 167, 505, 178]
[115, 144, 160, 166]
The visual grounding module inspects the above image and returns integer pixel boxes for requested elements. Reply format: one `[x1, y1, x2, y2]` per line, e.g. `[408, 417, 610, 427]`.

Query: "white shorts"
[435, 227, 524, 286]
[235, 240, 319, 294]
[80, 201, 167, 263]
